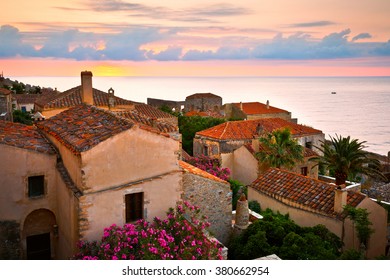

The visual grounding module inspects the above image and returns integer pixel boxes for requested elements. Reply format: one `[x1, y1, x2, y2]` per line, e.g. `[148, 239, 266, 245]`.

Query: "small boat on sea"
[331, 91, 336, 94]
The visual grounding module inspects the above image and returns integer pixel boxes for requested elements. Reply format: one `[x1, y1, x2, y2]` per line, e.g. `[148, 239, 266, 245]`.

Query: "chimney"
[81, 71, 93, 105]
[240, 102, 243, 111]
[334, 185, 347, 213]
[108, 87, 115, 109]
[235, 193, 250, 229]
[266, 100, 269, 109]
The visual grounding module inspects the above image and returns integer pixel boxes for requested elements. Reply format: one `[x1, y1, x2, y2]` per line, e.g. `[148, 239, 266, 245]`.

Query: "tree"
[179, 115, 225, 155]
[313, 135, 385, 185]
[73, 201, 223, 260]
[256, 128, 304, 169]
[13, 110, 32, 125]
[228, 209, 342, 260]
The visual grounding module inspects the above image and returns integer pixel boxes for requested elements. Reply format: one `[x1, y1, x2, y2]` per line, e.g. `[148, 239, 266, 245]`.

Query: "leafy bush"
[187, 155, 230, 181]
[73, 201, 223, 260]
[248, 200, 261, 213]
[228, 209, 342, 260]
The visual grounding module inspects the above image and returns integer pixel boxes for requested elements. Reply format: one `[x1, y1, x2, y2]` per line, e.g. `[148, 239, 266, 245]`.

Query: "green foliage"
[229, 179, 246, 210]
[228, 209, 342, 260]
[12, 110, 33, 125]
[312, 135, 385, 185]
[256, 128, 304, 169]
[248, 200, 261, 213]
[179, 115, 225, 155]
[158, 105, 180, 117]
[339, 249, 365, 260]
[11, 81, 25, 94]
[344, 205, 374, 247]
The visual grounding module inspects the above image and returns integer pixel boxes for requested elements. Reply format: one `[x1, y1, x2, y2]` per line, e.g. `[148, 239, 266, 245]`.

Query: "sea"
[12, 76, 390, 157]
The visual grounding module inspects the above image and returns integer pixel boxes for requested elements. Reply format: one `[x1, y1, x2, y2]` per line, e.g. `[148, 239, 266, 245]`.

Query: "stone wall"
[0, 221, 21, 259]
[185, 96, 222, 112]
[182, 172, 232, 245]
[147, 98, 185, 113]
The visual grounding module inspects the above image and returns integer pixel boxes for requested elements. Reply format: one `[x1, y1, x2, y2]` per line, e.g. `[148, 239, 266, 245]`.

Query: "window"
[305, 141, 313, 149]
[203, 145, 209, 156]
[301, 167, 308, 176]
[21, 106, 27, 113]
[125, 192, 144, 223]
[28, 175, 45, 197]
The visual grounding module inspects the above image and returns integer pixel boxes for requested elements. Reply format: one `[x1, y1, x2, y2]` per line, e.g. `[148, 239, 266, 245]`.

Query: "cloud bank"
[1, 25, 389, 61]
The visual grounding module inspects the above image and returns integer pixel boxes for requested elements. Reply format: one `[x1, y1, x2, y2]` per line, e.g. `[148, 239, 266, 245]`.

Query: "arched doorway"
[23, 209, 57, 260]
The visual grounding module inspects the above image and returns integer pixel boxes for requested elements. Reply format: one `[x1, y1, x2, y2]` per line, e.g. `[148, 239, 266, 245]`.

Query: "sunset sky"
[1, 0, 390, 76]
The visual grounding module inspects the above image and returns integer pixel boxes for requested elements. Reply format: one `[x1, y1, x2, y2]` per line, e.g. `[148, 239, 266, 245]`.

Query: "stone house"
[223, 101, 294, 122]
[221, 142, 319, 185]
[12, 94, 40, 113]
[185, 93, 222, 113]
[194, 118, 324, 183]
[0, 79, 231, 259]
[34, 71, 178, 128]
[0, 99, 183, 259]
[248, 168, 388, 259]
[180, 161, 232, 244]
[0, 88, 13, 121]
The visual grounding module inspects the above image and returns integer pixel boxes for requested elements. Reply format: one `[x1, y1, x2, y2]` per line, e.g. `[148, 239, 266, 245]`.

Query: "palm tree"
[313, 135, 384, 185]
[256, 128, 304, 169]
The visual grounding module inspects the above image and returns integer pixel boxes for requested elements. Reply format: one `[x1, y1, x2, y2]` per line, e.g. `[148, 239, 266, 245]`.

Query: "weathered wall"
[221, 146, 259, 186]
[296, 134, 325, 156]
[356, 198, 387, 258]
[81, 126, 180, 192]
[248, 187, 343, 240]
[185, 96, 222, 112]
[0, 145, 73, 259]
[0, 145, 58, 221]
[79, 172, 182, 241]
[246, 112, 292, 121]
[0, 221, 20, 259]
[44, 134, 84, 191]
[182, 172, 232, 245]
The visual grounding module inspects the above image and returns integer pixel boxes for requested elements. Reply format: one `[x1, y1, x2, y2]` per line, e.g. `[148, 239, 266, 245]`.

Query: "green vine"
[344, 205, 374, 247]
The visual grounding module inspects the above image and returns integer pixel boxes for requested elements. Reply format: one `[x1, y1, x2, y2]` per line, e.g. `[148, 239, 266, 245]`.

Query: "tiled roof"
[233, 102, 288, 115]
[36, 104, 135, 154]
[35, 86, 135, 109]
[0, 121, 55, 154]
[304, 147, 318, 157]
[13, 94, 41, 104]
[186, 93, 221, 100]
[134, 104, 176, 120]
[196, 118, 322, 140]
[0, 88, 12, 95]
[250, 168, 366, 219]
[115, 110, 177, 133]
[179, 160, 229, 184]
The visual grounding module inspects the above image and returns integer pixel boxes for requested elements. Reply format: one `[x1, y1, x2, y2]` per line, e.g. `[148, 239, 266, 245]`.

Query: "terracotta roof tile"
[134, 104, 176, 120]
[13, 94, 41, 104]
[250, 168, 366, 219]
[0, 121, 55, 154]
[233, 102, 288, 115]
[35, 86, 135, 109]
[196, 118, 322, 140]
[36, 104, 134, 154]
[186, 93, 221, 100]
[115, 110, 177, 133]
[179, 160, 229, 184]
[0, 88, 12, 95]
